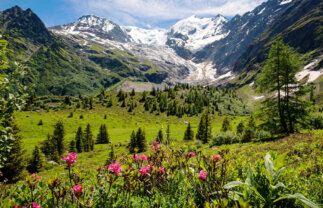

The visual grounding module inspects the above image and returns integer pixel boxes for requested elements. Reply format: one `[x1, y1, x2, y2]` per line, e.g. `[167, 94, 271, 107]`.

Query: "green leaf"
[275, 193, 319, 208]
[264, 153, 275, 179]
[223, 181, 244, 189]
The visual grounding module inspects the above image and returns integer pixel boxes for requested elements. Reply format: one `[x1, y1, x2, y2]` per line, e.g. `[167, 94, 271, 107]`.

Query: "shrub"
[309, 112, 323, 129]
[256, 130, 271, 141]
[212, 131, 240, 146]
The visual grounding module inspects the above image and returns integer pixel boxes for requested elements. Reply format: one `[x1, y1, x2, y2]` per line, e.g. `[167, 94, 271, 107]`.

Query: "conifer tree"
[184, 123, 194, 141]
[27, 146, 43, 173]
[128, 130, 137, 153]
[166, 124, 170, 145]
[136, 128, 147, 153]
[157, 129, 163, 143]
[130, 88, 135, 96]
[84, 124, 94, 151]
[196, 114, 206, 141]
[241, 115, 256, 143]
[196, 113, 212, 143]
[221, 117, 232, 132]
[69, 140, 77, 153]
[75, 127, 84, 153]
[52, 120, 65, 156]
[236, 121, 245, 135]
[96, 124, 110, 144]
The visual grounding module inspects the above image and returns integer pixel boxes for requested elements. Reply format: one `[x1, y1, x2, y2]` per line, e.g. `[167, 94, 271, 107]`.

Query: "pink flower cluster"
[212, 155, 221, 161]
[61, 153, 77, 165]
[107, 161, 121, 176]
[31, 173, 42, 181]
[139, 155, 148, 161]
[152, 141, 160, 151]
[14, 206, 26, 208]
[189, 152, 195, 157]
[139, 166, 151, 176]
[32, 203, 41, 208]
[158, 167, 165, 174]
[198, 170, 207, 180]
[133, 154, 138, 161]
[72, 185, 83, 194]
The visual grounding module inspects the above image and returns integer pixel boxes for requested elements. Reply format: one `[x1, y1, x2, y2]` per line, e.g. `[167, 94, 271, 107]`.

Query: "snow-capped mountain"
[50, 0, 302, 86]
[52, 15, 130, 43]
[167, 15, 229, 54]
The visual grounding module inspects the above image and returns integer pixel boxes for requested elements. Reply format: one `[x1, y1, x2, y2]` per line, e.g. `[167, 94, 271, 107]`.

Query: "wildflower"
[61, 153, 77, 165]
[158, 167, 165, 174]
[189, 152, 195, 157]
[14, 206, 26, 208]
[107, 161, 121, 176]
[32, 203, 41, 208]
[152, 141, 160, 151]
[212, 155, 221, 161]
[139, 155, 148, 161]
[72, 185, 83, 194]
[198, 170, 207, 180]
[139, 166, 151, 176]
[132, 154, 138, 161]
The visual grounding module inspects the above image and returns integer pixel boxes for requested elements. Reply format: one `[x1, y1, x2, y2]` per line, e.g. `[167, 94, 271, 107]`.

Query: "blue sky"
[0, 0, 267, 28]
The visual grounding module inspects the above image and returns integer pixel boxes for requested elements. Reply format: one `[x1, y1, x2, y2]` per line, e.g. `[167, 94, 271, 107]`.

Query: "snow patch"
[280, 0, 293, 5]
[258, 8, 266, 15]
[124, 26, 167, 45]
[253, 95, 265, 100]
[296, 59, 323, 83]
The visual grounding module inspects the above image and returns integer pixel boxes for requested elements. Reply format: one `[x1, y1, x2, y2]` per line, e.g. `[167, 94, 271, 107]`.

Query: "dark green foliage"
[96, 124, 110, 144]
[166, 124, 170, 145]
[52, 120, 65, 156]
[221, 117, 232, 132]
[127, 128, 147, 153]
[68, 112, 73, 118]
[130, 88, 135, 96]
[80, 115, 84, 119]
[196, 113, 212, 144]
[106, 98, 113, 108]
[75, 127, 84, 153]
[69, 140, 76, 153]
[0, 123, 27, 183]
[27, 146, 43, 173]
[183, 123, 194, 141]
[84, 124, 94, 151]
[241, 115, 256, 143]
[309, 112, 323, 129]
[64, 96, 72, 106]
[128, 130, 137, 154]
[38, 119, 43, 126]
[236, 122, 244, 135]
[156, 129, 163, 143]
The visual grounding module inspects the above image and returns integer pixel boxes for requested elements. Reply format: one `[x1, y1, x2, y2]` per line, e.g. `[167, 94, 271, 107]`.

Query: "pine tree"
[241, 115, 256, 143]
[52, 120, 65, 156]
[157, 129, 163, 143]
[221, 117, 232, 132]
[196, 114, 206, 142]
[75, 127, 84, 153]
[105, 145, 115, 165]
[84, 124, 94, 151]
[136, 128, 147, 153]
[27, 146, 43, 173]
[69, 140, 77, 153]
[166, 124, 170, 145]
[184, 123, 194, 140]
[96, 124, 110, 144]
[130, 88, 135, 96]
[256, 39, 308, 134]
[128, 130, 137, 153]
[196, 113, 212, 143]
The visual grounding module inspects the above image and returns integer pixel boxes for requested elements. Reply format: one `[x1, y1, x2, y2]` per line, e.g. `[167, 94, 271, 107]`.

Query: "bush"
[212, 131, 240, 146]
[309, 112, 323, 129]
[256, 130, 271, 141]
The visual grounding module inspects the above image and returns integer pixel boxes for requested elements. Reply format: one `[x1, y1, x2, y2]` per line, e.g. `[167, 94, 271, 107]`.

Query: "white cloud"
[65, 0, 267, 28]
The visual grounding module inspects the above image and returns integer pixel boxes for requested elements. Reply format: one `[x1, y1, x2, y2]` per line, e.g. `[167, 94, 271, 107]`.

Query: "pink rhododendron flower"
[158, 167, 165, 174]
[14, 206, 26, 208]
[72, 185, 83, 194]
[212, 155, 221, 161]
[32, 203, 41, 208]
[31, 173, 42, 181]
[107, 162, 121, 176]
[61, 153, 77, 165]
[152, 141, 160, 151]
[139, 155, 148, 161]
[198, 170, 207, 180]
[133, 154, 138, 161]
[139, 166, 151, 176]
[189, 152, 195, 157]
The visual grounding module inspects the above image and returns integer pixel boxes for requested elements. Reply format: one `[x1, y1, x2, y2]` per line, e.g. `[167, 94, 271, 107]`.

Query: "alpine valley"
[0, 0, 322, 95]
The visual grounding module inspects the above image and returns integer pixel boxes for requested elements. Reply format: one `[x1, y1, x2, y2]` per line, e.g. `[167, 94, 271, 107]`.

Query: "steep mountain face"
[194, 0, 295, 75]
